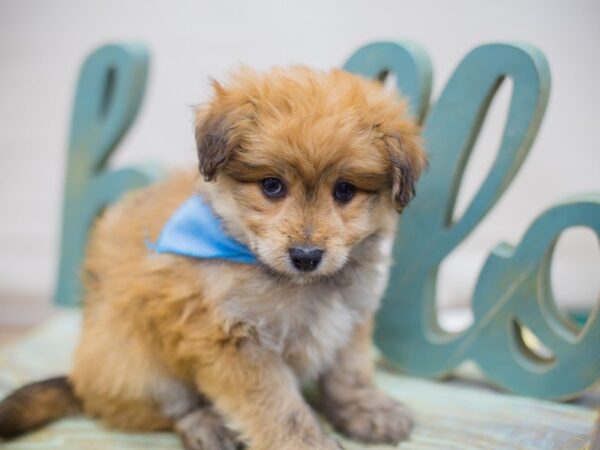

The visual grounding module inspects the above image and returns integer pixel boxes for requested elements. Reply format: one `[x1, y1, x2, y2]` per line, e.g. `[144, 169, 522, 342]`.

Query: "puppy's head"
[195, 66, 426, 282]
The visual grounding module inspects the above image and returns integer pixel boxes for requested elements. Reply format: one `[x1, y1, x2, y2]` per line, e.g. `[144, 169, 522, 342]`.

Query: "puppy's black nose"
[288, 246, 323, 272]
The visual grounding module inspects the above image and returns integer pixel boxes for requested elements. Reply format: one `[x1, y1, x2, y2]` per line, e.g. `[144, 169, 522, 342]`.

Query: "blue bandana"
[146, 195, 257, 264]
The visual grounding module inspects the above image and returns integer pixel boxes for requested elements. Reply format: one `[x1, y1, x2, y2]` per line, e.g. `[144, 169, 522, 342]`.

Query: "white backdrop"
[0, 0, 598, 324]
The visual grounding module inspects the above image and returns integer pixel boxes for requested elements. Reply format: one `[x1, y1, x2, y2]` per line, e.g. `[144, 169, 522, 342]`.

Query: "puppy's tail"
[0, 376, 82, 440]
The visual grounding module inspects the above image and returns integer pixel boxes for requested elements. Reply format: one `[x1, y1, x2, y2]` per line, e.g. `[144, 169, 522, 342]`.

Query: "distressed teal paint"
[345, 42, 600, 399]
[472, 196, 600, 398]
[374, 43, 551, 373]
[54, 44, 162, 306]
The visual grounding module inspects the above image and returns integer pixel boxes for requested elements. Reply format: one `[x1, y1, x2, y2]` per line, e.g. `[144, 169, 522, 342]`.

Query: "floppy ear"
[195, 108, 231, 181]
[194, 81, 253, 181]
[382, 124, 428, 213]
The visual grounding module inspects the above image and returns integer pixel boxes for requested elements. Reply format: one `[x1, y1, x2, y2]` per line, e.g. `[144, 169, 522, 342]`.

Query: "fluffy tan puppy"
[0, 66, 426, 449]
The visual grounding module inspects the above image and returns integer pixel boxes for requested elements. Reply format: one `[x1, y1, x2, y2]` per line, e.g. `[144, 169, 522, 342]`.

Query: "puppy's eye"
[333, 181, 356, 203]
[261, 177, 286, 199]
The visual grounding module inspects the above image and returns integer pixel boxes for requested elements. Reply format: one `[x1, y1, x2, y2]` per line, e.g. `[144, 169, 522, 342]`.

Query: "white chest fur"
[280, 286, 359, 380]
[220, 249, 389, 381]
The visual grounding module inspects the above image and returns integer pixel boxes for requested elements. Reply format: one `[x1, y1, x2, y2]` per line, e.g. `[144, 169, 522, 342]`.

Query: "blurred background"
[0, 0, 598, 340]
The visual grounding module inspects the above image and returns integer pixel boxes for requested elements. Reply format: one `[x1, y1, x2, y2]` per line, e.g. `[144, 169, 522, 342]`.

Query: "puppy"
[0, 66, 426, 449]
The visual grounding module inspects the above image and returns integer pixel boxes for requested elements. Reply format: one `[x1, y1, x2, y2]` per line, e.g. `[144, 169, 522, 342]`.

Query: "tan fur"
[4, 67, 426, 449]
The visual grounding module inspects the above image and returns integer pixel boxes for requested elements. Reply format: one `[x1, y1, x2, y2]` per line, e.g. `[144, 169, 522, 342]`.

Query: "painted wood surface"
[53, 44, 162, 307]
[344, 42, 600, 400]
[0, 312, 596, 449]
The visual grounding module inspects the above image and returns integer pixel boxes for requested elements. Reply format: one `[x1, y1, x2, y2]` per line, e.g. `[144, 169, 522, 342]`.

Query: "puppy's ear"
[382, 122, 428, 213]
[194, 80, 252, 181]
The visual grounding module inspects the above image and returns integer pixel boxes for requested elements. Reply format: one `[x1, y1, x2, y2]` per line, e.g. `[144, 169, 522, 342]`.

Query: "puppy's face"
[195, 67, 426, 282]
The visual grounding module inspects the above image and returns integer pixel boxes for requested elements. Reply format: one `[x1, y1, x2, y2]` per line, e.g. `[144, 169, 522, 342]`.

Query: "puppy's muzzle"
[288, 246, 324, 272]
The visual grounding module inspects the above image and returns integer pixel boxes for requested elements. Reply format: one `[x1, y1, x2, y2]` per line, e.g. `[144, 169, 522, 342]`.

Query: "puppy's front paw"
[175, 408, 242, 450]
[324, 389, 413, 445]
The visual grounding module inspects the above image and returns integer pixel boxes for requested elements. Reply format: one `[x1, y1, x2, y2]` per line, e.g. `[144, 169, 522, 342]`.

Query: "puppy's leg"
[155, 377, 241, 450]
[175, 406, 240, 450]
[192, 332, 341, 450]
[319, 317, 413, 445]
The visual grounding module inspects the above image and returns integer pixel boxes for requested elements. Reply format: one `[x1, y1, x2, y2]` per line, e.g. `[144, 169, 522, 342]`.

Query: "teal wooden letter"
[375, 42, 551, 374]
[472, 196, 600, 398]
[345, 42, 600, 399]
[54, 44, 161, 306]
[343, 41, 432, 120]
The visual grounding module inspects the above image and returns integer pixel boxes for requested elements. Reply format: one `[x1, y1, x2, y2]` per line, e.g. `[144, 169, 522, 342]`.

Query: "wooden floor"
[0, 312, 598, 449]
